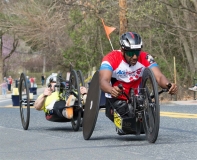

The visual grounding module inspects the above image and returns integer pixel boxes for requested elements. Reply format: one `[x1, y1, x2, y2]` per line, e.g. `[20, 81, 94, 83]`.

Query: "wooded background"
[0, 0, 197, 100]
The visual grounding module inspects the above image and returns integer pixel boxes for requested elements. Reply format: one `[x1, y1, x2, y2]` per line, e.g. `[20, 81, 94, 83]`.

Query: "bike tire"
[19, 73, 30, 130]
[77, 70, 85, 87]
[70, 69, 82, 131]
[141, 67, 160, 143]
[77, 70, 85, 126]
[83, 71, 100, 140]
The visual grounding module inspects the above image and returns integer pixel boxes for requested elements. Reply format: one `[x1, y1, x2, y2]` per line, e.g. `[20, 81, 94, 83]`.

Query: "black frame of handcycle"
[83, 68, 170, 143]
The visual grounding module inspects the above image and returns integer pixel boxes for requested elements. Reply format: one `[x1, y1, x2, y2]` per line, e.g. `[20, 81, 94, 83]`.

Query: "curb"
[161, 100, 197, 105]
[0, 87, 45, 100]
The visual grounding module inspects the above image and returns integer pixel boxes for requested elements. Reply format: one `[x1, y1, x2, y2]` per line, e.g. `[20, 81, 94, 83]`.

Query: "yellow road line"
[100, 110, 197, 118]
[161, 111, 197, 118]
[1, 106, 197, 118]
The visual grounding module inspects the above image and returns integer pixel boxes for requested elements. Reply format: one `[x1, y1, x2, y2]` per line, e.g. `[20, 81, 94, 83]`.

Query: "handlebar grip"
[54, 84, 60, 87]
[118, 83, 130, 100]
[118, 84, 123, 90]
[167, 83, 172, 89]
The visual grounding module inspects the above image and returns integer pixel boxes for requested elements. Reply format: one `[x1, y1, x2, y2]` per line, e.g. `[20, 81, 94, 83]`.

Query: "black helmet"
[119, 32, 143, 51]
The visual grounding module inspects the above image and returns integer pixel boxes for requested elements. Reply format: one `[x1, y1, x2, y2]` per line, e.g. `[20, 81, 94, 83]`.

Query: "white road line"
[0, 99, 12, 102]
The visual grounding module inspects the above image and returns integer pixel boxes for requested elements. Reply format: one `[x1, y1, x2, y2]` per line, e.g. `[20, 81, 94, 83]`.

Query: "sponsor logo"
[116, 67, 143, 81]
[122, 121, 132, 128]
[114, 112, 122, 129]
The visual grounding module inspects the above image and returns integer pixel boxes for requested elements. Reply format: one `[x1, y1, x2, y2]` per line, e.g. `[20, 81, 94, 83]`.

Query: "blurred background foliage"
[0, 0, 197, 99]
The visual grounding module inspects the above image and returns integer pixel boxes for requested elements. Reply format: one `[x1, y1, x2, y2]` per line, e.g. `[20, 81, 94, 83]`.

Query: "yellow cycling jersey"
[38, 91, 60, 113]
[38, 90, 85, 113]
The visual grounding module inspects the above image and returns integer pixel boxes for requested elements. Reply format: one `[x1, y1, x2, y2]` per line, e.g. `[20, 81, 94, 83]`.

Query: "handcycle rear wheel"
[19, 73, 30, 130]
[70, 69, 82, 131]
[77, 70, 85, 126]
[141, 68, 159, 143]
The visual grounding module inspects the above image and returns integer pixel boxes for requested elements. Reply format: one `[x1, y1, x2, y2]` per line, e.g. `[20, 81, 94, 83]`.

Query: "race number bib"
[114, 112, 122, 129]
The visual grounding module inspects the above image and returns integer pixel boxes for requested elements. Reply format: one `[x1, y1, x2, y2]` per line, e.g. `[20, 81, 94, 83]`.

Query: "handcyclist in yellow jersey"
[34, 75, 87, 119]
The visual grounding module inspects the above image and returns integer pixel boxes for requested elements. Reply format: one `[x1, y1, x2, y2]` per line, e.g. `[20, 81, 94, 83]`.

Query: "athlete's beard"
[128, 57, 132, 67]
[124, 54, 132, 67]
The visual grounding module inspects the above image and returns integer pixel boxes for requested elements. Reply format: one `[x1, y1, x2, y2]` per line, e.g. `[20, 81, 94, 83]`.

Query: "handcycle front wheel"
[19, 73, 30, 130]
[69, 69, 82, 131]
[141, 67, 160, 143]
[83, 71, 101, 140]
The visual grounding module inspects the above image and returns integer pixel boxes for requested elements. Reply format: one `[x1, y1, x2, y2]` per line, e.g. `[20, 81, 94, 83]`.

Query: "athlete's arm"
[34, 94, 46, 110]
[99, 70, 112, 93]
[34, 88, 52, 110]
[151, 66, 177, 95]
[99, 70, 122, 97]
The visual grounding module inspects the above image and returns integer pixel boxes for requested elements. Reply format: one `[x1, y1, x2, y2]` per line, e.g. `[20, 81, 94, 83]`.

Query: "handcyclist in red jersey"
[99, 32, 178, 121]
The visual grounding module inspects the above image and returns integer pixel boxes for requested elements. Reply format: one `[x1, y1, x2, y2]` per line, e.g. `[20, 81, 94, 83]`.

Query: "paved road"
[0, 89, 197, 160]
[1, 86, 197, 106]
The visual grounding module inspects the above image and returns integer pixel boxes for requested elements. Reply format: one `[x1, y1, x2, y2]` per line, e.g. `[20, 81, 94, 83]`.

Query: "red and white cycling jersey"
[100, 50, 158, 100]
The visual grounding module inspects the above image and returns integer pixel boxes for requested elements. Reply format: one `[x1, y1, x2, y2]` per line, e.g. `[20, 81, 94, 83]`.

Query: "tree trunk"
[180, 0, 197, 74]
[191, 0, 197, 73]
[119, 0, 128, 36]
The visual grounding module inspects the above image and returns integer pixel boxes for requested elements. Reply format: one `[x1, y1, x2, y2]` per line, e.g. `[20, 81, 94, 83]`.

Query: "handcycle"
[18, 69, 85, 131]
[82, 68, 170, 143]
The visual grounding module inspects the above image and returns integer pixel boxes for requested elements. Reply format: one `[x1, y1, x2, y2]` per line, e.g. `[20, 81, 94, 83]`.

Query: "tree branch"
[159, 0, 197, 14]
[144, 15, 197, 32]
[3, 36, 19, 61]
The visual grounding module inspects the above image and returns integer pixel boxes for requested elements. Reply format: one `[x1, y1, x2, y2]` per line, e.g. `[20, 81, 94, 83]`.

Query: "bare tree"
[0, 0, 71, 74]
[0, 33, 19, 81]
[2, 35, 19, 77]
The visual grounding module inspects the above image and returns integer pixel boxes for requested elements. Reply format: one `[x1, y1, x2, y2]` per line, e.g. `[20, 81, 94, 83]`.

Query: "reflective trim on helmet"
[130, 44, 141, 49]
[122, 40, 130, 47]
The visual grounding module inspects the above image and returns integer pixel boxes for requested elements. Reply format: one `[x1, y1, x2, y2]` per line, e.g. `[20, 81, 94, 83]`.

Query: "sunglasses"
[125, 50, 140, 57]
